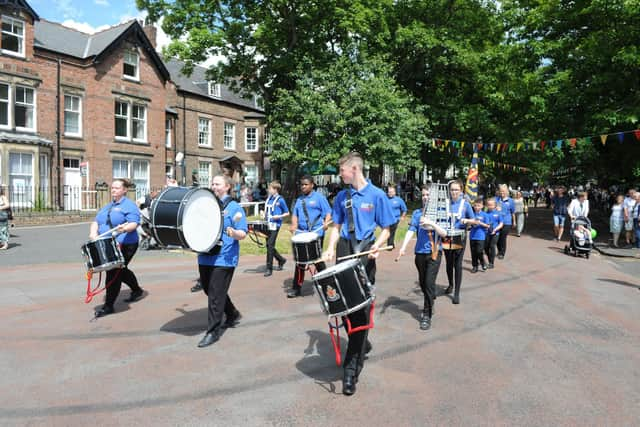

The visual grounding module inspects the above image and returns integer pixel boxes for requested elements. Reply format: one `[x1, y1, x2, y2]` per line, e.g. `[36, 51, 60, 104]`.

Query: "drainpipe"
[56, 58, 62, 210]
[182, 94, 187, 186]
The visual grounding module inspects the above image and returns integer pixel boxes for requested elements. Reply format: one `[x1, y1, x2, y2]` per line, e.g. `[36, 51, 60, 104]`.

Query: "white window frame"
[112, 159, 130, 179]
[115, 101, 129, 140]
[0, 82, 9, 129]
[244, 164, 258, 185]
[245, 127, 258, 152]
[9, 151, 34, 207]
[165, 118, 172, 148]
[198, 160, 212, 188]
[1, 15, 25, 58]
[198, 117, 212, 147]
[132, 159, 150, 199]
[208, 82, 221, 98]
[63, 94, 82, 137]
[15, 85, 35, 132]
[123, 50, 140, 81]
[132, 104, 147, 142]
[224, 122, 236, 150]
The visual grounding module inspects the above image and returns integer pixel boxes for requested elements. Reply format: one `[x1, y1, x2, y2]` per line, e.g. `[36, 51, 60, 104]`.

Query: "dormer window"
[208, 82, 221, 98]
[123, 50, 139, 81]
[1, 16, 25, 58]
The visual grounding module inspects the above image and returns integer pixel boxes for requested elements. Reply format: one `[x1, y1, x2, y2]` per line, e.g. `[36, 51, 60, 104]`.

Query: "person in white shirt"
[623, 188, 637, 246]
[568, 192, 590, 221]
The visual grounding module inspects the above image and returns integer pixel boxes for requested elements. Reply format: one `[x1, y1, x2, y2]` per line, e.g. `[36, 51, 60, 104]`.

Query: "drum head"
[182, 189, 223, 252]
[312, 258, 360, 280]
[291, 231, 319, 243]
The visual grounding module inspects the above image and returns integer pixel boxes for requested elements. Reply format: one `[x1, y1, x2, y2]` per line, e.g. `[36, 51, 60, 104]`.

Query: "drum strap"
[345, 188, 360, 253]
[427, 230, 438, 261]
[301, 197, 319, 231]
[106, 202, 115, 228]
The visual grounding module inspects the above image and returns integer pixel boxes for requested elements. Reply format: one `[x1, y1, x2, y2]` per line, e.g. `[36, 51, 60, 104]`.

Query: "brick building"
[0, 0, 266, 212]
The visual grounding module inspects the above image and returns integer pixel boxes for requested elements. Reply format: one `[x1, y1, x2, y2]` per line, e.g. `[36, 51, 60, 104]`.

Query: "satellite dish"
[175, 152, 184, 164]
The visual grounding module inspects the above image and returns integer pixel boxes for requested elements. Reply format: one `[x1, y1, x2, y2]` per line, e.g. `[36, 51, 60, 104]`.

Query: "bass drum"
[151, 186, 223, 253]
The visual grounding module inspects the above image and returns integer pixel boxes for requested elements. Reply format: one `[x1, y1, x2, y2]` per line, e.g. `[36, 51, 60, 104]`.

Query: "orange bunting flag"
[600, 135, 607, 145]
[569, 138, 577, 149]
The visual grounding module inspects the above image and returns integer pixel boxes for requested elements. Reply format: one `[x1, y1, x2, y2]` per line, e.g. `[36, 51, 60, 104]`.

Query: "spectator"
[551, 186, 570, 241]
[623, 188, 637, 246]
[610, 194, 624, 248]
[0, 187, 10, 250]
[513, 191, 528, 237]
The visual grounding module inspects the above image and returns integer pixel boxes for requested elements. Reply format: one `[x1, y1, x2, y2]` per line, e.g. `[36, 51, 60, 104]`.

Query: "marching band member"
[287, 175, 331, 298]
[263, 181, 289, 277]
[324, 152, 395, 396]
[386, 184, 408, 248]
[89, 178, 144, 317]
[397, 185, 447, 330]
[197, 175, 248, 348]
[443, 180, 476, 305]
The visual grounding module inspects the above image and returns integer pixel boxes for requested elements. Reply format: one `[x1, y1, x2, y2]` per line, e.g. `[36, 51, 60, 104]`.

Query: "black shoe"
[487, 263, 494, 269]
[94, 305, 114, 318]
[264, 269, 273, 277]
[276, 259, 286, 271]
[287, 287, 302, 298]
[198, 332, 219, 348]
[444, 285, 453, 295]
[365, 340, 373, 355]
[224, 311, 242, 328]
[191, 281, 203, 292]
[471, 267, 478, 273]
[452, 295, 460, 304]
[481, 264, 487, 271]
[124, 289, 144, 303]
[497, 254, 504, 260]
[342, 374, 356, 396]
[419, 312, 431, 330]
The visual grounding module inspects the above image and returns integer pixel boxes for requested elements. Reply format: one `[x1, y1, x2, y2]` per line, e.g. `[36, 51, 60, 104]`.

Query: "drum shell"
[312, 260, 373, 317]
[82, 237, 124, 273]
[291, 232, 322, 264]
[442, 231, 465, 250]
[150, 186, 222, 252]
[248, 220, 269, 238]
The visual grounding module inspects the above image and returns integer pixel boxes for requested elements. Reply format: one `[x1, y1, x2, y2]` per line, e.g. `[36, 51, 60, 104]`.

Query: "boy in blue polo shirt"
[263, 181, 290, 277]
[386, 184, 407, 247]
[469, 199, 490, 272]
[484, 198, 504, 269]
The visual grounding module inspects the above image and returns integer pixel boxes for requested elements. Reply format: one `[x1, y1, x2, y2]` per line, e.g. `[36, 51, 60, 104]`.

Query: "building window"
[115, 100, 147, 143]
[198, 117, 211, 147]
[244, 164, 258, 186]
[208, 82, 221, 98]
[245, 127, 258, 152]
[132, 105, 146, 141]
[199, 161, 212, 188]
[165, 119, 172, 148]
[254, 94, 263, 109]
[112, 159, 129, 179]
[9, 152, 33, 207]
[165, 164, 174, 179]
[132, 159, 149, 199]
[64, 94, 82, 137]
[1, 16, 25, 57]
[224, 122, 235, 150]
[39, 154, 49, 204]
[264, 129, 271, 154]
[15, 86, 35, 131]
[123, 50, 139, 80]
[0, 82, 9, 127]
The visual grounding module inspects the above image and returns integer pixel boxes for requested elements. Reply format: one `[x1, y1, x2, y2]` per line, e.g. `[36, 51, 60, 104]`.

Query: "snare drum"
[81, 237, 125, 273]
[442, 230, 465, 250]
[247, 220, 270, 238]
[291, 231, 322, 264]
[150, 186, 223, 253]
[312, 259, 374, 317]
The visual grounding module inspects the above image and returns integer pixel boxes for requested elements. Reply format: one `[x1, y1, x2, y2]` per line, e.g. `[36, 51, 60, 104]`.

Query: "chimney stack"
[143, 22, 157, 49]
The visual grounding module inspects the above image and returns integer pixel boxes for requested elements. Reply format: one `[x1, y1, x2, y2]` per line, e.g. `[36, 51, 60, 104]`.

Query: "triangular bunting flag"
[617, 133, 624, 143]
[555, 140, 563, 149]
[600, 135, 607, 145]
[569, 138, 577, 148]
[516, 143, 523, 152]
[635, 130, 640, 141]
[540, 141, 546, 151]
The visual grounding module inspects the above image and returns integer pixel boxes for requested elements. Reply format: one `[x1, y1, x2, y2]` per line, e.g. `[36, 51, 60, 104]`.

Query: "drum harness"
[295, 196, 322, 279]
[326, 188, 376, 366]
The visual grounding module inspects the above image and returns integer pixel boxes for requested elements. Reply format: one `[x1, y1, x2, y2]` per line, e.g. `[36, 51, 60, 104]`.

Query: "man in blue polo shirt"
[287, 175, 332, 298]
[494, 184, 515, 259]
[386, 184, 407, 248]
[324, 152, 395, 396]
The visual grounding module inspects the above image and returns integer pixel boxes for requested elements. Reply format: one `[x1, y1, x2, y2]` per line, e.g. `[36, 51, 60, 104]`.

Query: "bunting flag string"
[457, 151, 531, 173]
[429, 128, 640, 154]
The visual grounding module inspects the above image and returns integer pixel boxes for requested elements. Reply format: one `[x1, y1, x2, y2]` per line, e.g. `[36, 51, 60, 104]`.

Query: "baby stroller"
[138, 207, 158, 250]
[564, 216, 592, 258]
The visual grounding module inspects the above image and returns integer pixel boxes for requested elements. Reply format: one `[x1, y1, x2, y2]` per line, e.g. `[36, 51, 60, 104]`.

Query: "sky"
[29, 0, 171, 51]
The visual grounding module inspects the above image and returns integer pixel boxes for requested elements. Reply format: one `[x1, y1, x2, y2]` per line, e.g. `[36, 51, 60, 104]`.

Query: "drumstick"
[337, 245, 394, 261]
[96, 224, 124, 240]
[289, 220, 334, 233]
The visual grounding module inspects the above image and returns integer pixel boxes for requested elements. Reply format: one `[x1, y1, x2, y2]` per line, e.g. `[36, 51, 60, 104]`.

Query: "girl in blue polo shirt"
[469, 199, 490, 272]
[484, 198, 504, 269]
[263, 180, 289, 277]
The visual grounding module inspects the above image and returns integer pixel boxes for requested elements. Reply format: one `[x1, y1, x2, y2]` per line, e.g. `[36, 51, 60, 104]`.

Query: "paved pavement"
[0, 213, 639, 426]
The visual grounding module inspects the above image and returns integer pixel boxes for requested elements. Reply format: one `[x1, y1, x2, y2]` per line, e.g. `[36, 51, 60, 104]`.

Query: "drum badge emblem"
[326, 285, 339, 302]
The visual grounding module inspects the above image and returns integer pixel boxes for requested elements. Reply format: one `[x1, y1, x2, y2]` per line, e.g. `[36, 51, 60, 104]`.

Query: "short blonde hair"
[269, 180, 282, 192]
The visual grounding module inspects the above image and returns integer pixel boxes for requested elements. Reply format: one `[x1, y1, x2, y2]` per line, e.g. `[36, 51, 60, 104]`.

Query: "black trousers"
[199, 265, 237, 335]
[414, 252, 442, 317]
[387, 221, 399, 247]
[484, 234, 498, 264]
[444, 241, 466, 297]
[337, 238, 374, 377]
[497, 224, 511, 257]
[105, 243, 141, 307]
[470, 239, 486, 267]
[293, 236, 326, 288]
[266, 227, 285, 269]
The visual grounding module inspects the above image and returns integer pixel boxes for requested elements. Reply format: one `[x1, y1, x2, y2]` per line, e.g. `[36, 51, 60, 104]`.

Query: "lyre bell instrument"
[421, 182, 465, 250]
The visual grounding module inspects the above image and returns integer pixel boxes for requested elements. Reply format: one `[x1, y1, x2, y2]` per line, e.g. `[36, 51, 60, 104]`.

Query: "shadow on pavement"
[295, 329, 346, 393]
[597, 278, 638, 289]
[160, 307, 207, 336]
[379, 295, 421, 321]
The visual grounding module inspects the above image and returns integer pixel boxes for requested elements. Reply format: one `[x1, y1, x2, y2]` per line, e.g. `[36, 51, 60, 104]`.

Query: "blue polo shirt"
[95, 197, 139, 244]
[449, 198, 475, 230]
[265, 194, 289, 228]
[198, 197, 248, 267]
[495, 196, 515, 225]
[486, 209, 503, 236]
[408, 209, 441, 254]
[293, 190, 331, 236]
[332, 181, 396, 241]
[551, 195, 569, 216]
[469, 211, 489, 241]
[388, 195, 408, 222]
